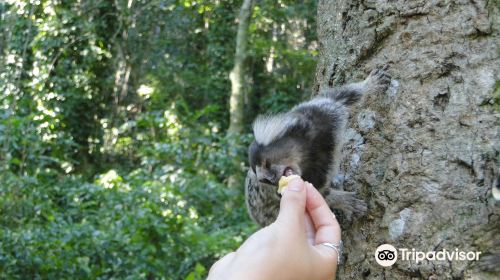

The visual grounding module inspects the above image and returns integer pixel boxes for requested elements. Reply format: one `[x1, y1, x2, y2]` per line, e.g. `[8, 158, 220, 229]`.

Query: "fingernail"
[288, 179, 303, 192]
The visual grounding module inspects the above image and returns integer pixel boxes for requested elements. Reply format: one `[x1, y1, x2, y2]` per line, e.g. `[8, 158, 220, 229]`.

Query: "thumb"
[275, 178, 307, 229]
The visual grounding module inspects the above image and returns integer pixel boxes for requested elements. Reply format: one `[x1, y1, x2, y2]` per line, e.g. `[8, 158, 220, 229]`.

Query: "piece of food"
[277, 174, 301, 194]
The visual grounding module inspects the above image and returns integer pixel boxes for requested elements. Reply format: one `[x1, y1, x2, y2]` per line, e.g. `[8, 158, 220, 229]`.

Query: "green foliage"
[0, 169, 254, 279]
[0, 0, 316, 278]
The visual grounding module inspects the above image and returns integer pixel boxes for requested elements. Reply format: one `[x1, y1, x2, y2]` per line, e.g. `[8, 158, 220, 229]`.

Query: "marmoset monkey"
[245, 67, 392, 226]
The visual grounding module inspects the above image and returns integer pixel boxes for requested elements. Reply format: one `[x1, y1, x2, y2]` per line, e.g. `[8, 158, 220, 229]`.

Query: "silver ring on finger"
[320, 241, 343, 264]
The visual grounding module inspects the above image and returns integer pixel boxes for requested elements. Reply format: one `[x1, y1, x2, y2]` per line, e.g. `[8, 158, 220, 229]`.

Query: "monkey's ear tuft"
[252, 113, 299, 145]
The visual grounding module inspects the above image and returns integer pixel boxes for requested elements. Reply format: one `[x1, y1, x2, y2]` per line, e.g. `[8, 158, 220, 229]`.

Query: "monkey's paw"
[325, 190, 367, 217]
[364, 66, 392, 95]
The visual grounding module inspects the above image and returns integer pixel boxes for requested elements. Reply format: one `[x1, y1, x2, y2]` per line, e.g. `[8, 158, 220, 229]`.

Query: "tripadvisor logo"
[375, 244, 397, 267]
[375, 244, 482, 267]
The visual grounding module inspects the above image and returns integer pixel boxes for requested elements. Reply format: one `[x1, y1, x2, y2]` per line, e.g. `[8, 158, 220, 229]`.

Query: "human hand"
[208, 178, 341, 280]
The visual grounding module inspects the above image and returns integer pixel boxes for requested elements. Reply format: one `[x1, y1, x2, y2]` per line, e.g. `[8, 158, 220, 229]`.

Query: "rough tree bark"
[314, 1, 499, 279]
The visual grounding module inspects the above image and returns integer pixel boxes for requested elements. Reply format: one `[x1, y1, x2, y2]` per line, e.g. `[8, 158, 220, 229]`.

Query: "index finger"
[305, 183, 341, 245]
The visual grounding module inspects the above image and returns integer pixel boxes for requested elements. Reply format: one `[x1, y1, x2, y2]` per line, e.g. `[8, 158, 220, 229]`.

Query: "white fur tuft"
[252, 114, 296, 145]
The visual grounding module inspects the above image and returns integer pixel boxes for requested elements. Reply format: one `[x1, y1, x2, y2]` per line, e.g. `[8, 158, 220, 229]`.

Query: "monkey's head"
[248, 138, 304, 186]
[248, 114, 311, 186]
[248, 111, 337, 189]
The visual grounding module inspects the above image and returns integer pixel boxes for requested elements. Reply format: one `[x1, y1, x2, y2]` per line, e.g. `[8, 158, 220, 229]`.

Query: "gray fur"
[245, 67, 392, 227]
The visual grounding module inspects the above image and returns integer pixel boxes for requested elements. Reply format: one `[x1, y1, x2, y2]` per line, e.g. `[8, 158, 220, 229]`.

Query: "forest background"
[0, 0, 318, 279]
[3, 0, 499, 279]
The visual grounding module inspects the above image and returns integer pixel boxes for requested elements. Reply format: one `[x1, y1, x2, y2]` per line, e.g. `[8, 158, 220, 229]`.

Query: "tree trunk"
[315, 1, 499, 279]
[228, 0, 253, 135]
[227, 0, 253, 189]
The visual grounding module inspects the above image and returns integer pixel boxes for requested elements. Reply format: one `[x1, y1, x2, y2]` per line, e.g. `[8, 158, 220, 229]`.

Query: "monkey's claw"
[365, 66, 392, 94]
[325, 190, 367, 216]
